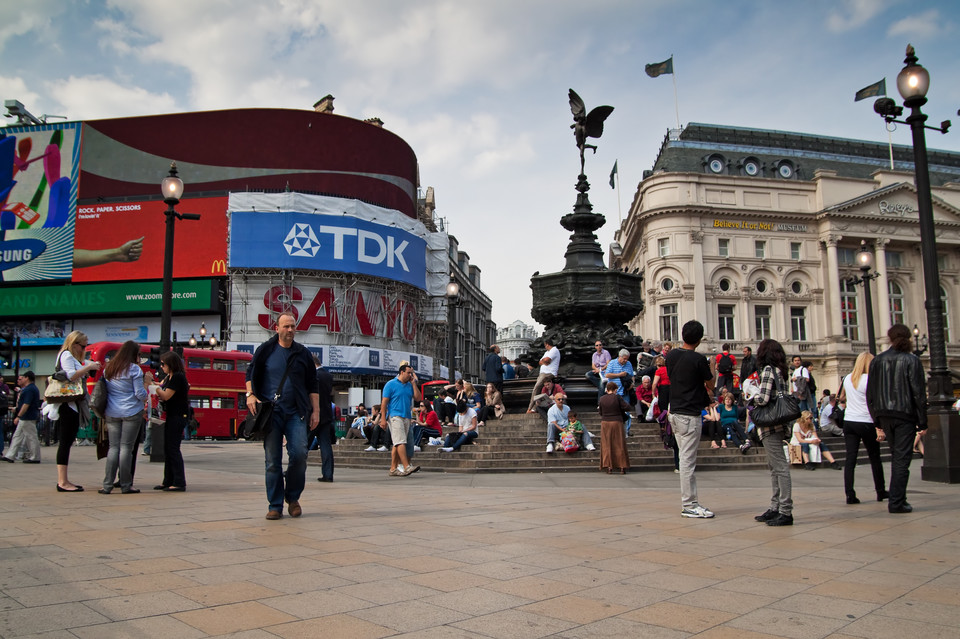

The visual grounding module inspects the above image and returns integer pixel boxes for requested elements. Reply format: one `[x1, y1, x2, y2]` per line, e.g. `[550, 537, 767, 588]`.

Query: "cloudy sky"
[3, 0, 959, 331]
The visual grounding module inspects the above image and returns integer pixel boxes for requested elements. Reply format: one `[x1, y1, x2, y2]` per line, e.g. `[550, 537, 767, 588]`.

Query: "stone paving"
[1, 441, 959, 638]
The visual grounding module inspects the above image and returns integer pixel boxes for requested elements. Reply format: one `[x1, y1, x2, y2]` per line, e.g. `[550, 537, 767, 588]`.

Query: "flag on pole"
[855, 78, 886, 102]
[645, 56, 673, 78]
[609, 161, 618, 189]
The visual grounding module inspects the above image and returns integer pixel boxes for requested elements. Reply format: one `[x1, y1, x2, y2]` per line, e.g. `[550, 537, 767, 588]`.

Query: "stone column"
[822, 235, 844, 339]
[874, 239, 891, 337]
[690, 230, 708, 325]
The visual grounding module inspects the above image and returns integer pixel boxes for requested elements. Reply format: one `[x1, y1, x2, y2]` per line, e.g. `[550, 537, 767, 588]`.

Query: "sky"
[3, 0, 959, 332]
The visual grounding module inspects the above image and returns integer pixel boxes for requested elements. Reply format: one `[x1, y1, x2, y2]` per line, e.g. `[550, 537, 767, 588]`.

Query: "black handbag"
[241, 355, 294, 441]
[751, 371, 801, 428]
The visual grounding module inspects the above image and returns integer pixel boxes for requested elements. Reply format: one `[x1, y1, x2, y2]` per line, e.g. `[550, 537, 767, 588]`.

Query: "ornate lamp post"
[446, 278, 460, 381]
[874, 45, 957, 482]
[187, 322, 219, 349]
[913, 324, 928, 356]
[848, 240, 880, 354]
[159, 163, 200, 353]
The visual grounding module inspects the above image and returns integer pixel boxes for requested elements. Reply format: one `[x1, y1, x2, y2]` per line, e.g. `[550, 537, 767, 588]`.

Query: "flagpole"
[671, 54, 680, 129]
[887, 125, 895, 170]
[616, 169, 623, 225]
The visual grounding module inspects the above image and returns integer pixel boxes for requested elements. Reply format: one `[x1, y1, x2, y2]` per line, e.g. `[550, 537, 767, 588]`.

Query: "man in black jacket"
[483, 344, 504, 393]
[246, 313, 320, 520]
[866, 324, 927, 513]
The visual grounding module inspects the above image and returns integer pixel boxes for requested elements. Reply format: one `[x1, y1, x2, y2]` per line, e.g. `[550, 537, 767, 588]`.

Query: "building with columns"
[612, 123, 960, 388]
[496, 320, 539, 361]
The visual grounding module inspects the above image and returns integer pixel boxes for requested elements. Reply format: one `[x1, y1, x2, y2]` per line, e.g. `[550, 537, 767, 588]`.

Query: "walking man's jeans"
[760, 428, 793, 516]
[264, 412, 308, 512]
[877, 417, 915, 511]
[669, 413, 702, 510]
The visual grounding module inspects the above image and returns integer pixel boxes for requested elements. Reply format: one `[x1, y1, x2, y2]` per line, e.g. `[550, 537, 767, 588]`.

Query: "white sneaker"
[364, 446, 376, 452]
[377, 446, 388, 452]
[681, 505, 715, 519]
[396, 465, 405, 474]
[546, 443, 554, 453]
[413, 446, 422, 453]
[586, 444, 596, 451]
[440, 447, 454, 452]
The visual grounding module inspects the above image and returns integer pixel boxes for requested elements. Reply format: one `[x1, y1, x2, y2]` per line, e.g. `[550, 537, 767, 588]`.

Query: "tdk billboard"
[229, 210, 427, 289]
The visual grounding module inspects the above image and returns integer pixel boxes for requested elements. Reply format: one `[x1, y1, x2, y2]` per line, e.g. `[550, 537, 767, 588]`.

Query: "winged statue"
[569, 89, 614, 174]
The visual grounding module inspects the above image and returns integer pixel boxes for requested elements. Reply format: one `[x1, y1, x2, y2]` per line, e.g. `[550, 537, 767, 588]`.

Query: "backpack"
[717, 353, 734, 374]
[792, 368, 810, 399]
[808, 371, 817, 396]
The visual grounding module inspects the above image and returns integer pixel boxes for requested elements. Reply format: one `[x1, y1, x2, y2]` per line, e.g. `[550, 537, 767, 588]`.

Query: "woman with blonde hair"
[838, 351, 887, 504]
[54, 331, 102, 492]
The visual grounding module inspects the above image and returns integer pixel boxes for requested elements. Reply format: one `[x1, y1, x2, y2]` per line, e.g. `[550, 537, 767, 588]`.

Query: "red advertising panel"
[72, 196, 228, 282]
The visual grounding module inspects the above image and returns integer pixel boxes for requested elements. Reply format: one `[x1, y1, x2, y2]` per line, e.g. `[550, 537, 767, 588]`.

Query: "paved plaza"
[1, 441, 959, 638]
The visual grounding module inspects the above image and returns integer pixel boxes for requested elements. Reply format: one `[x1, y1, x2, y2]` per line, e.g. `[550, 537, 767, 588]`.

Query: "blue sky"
[3, 0, 959, 330]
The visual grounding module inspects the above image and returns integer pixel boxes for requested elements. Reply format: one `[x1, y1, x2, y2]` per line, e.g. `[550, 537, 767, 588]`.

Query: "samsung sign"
[229, 210, 427, 289]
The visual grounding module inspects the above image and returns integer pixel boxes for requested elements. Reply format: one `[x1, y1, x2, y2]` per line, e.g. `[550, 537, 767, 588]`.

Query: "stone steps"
[312, 412, 889, 474]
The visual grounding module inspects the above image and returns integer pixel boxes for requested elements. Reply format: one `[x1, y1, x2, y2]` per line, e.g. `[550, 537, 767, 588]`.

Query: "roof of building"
[651, 123, 960, 186]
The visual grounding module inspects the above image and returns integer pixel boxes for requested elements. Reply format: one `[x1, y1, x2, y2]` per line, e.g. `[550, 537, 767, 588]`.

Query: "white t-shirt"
[455, 407, 478, 432]
[841, 374, 872, 423]
[540, 346, 560, 376]
[791, 366, 810, 397]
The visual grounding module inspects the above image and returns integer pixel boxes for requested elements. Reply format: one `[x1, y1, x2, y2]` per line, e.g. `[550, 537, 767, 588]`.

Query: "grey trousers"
[669, 413, 702, 510]
[761, 427, 793, 516]
[6, 419, 41, 462]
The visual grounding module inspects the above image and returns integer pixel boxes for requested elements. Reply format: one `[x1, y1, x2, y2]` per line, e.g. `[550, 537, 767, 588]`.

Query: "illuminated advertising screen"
[0, 122, 81, 282]
[229, 209, 427, 289]
[72, 196, 228, 282]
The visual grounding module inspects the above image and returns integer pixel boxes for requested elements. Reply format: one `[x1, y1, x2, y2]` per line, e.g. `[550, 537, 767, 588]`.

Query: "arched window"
[888, 281, 904, 326]
[941, 286, 951, 342]
[840, 279, 859, 341]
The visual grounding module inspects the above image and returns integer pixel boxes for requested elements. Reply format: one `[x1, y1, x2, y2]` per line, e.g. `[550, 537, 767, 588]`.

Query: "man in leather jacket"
[865, 324, 927, 514]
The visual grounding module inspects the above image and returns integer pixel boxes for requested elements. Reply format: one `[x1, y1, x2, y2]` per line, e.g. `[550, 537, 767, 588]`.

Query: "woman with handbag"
[99, 340, 148, 494]
[838, 352, 888, 504]
[55, 331, 101, 492]
[750, 338, 798, 527]
[153, 351, 189, 491]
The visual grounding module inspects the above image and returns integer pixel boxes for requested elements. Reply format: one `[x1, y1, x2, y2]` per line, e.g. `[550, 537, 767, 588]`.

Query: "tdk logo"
[282, 223, 410, 272]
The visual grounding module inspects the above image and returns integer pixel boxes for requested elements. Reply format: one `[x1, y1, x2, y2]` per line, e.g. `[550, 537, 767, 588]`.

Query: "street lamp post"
[160, 163, 200, 353]
[446, 278, 460, 381]
[913, 324, 928, 356]
[187, 322, 219, 349]
[849, 240, 879, 355]
[874, 45, 958, 483]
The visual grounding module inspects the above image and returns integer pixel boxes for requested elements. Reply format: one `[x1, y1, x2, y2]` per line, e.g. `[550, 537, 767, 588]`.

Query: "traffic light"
[0, 329, 14, 369]
[148, 346, 163, 370]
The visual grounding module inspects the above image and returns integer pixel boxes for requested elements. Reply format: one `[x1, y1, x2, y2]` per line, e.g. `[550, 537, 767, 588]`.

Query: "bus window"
[213, 359, 234, 371]
[236, 360, 249, 374]
[190, 396, 211, 409]
[212, 397, 236, 409]
[187, 357, 212, 370]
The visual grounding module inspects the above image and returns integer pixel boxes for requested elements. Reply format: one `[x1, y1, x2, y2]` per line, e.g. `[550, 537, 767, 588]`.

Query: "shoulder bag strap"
[271, 354, 297, 402]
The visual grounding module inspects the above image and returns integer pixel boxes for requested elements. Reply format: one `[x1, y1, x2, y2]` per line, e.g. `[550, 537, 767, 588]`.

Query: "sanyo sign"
[229, 210, 427, 289]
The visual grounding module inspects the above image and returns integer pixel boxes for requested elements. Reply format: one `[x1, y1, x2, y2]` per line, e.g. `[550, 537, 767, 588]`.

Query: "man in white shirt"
[527, 338, 560, 413]
[819, 395, 844, 437]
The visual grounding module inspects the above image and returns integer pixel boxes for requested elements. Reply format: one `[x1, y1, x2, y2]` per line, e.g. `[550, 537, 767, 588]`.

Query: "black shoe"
[98, 489, 112, 494]
[56, 485, 84, 492]
[830, 461, 841, 470]
[754, 509, 778, 522]
[846, 495, 861, 504]
[154, 485, 168, 490]
[317, 477, 333, 483]
[0, 456, 14, 463]
[22, 459, 41, 464]
[121, 488, 141, 494]
[766, 513, 794, 526]
[806, 463, 817, 470]
[163, 486, 186, 492]
[877, 490, 889, 502]
[889, 503, 913, 514]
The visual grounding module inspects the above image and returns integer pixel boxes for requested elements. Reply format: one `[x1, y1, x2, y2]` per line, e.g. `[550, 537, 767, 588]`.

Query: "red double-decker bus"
[85, 342, 252, 439]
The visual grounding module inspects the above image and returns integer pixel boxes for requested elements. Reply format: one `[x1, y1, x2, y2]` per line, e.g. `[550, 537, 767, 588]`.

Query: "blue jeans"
[263, 412, 308, 512]
[103, 411, 143, 491]
[547, 424, 594, 448]
[444, 430, 478, 450]
[407, 423, 442, 459]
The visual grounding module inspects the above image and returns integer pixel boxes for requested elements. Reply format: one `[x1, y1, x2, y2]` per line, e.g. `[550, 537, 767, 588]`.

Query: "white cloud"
[0, 76, 43, 118]
[826, 0, 889, 32]
[45, 76, 179, 120]
[888, 9, 947, 39]
[0, 0, 63, 50]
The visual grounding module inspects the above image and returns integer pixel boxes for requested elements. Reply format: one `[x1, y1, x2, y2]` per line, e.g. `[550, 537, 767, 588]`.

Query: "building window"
[837, 248, 855, 265]
[718, 304, 735, 340]
[791, 307, 807, 341]
[755, 305, 771, 340]
[942, 286, 951, 342]
[755, 279, 768, 294]
[661, 277, 674, 292]
[755, 240, 766, 259]
[840, 279, 859, 341]
[718, 278, 731, 292]
[660, 304, 679, 343]
[938, 253, 949, 271]
[718, 238, 729, 258]
[885, 251, 903, 268]
[658, 238, 670, 257]
[888, 281, 904, 326]
[790, 242, 802, 260]
[790, 281, 803, 294]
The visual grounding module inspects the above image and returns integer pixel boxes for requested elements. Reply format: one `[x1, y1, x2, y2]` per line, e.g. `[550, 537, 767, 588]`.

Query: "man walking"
[246, 313, 320, 520]
[1, 371, 42, 463]
[313, 356, 335, 483]
[666, 321, 716, 518]
[483, 345, 504, 394]
[379, 364, 422, 476]
[527, 338, 560, 413]
[866, 324, 927, 514]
